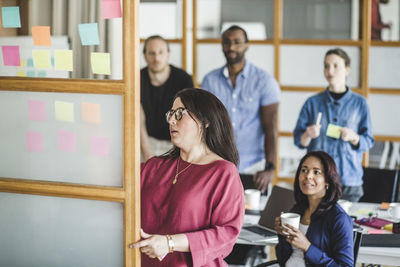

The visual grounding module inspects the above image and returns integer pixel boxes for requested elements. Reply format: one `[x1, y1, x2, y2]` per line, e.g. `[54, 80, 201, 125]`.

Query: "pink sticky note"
[26, 132, 44, 152]
[58, 130, 77, 152]
[90, 136, 110, 157]
[367, 229, 385, 234]
[101, 0, 122, 19]
[2, 45, 20, 66]
[28, 100, 46, 121]
[81, 102, 101, 124]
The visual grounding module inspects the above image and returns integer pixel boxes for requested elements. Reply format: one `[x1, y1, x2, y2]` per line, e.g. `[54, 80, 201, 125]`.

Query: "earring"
[325, 184, 329, 190]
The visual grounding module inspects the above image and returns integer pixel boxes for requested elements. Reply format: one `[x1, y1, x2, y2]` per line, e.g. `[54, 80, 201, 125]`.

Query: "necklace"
[173, 157, 192, 184]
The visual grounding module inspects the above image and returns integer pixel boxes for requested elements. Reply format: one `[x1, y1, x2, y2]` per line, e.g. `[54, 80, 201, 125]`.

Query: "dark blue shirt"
[276, 204, 354, 266]
[293, 88, 374, 186]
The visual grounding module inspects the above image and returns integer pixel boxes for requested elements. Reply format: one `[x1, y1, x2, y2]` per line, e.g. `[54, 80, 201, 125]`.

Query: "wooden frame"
[0, 0, 141, 266]
[192, 0, 400, 184]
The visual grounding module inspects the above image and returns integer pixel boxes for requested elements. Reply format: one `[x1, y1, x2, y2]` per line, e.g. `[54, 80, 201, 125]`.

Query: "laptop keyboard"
[243, 226, 275, 236]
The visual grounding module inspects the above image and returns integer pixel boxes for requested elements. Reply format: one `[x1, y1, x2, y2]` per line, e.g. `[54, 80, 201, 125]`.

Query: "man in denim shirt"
[293, 48, 374, 201]
[202, 25, 281, 193]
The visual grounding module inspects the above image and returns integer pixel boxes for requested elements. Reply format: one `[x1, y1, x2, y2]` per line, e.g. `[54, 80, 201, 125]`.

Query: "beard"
[224, 50, 245, 65]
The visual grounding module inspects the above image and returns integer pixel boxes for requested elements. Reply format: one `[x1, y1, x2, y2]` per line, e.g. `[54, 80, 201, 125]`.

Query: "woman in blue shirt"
[293, 48, 374, 202]
[275, 151, 354, 266]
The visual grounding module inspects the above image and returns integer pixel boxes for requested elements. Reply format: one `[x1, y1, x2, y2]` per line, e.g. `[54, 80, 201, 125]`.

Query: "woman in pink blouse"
[129, 88, 245, 266]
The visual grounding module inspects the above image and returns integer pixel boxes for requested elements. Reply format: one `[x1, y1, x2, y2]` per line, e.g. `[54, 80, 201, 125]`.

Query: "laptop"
[239, 186, 295, 242]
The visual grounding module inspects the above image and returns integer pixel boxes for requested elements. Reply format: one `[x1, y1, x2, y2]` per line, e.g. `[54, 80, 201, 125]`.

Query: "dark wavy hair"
[163, 88, 239, 166]
[294, 151, 342, 215]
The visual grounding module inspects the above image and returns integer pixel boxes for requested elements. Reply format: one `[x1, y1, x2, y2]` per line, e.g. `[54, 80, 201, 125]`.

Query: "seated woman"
[274, 151, 354, 266]
[129, 88, 244, 266]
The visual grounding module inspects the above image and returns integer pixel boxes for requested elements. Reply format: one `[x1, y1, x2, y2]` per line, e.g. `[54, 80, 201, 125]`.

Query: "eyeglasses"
[222, 39, 246, 47]
[165, 107, 189, 123]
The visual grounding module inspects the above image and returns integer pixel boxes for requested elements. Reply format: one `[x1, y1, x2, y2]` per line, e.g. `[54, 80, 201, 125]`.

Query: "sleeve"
[184, 72, 194, 88]
[293, 99, 313, 149]
[352, 99, 374, 152]
[185, 167, 245, 267]
[260, 72, 281, 107]
[275, 234, 293, 266]
[305, 213, 354, 267]
[201, 73, 212, 92]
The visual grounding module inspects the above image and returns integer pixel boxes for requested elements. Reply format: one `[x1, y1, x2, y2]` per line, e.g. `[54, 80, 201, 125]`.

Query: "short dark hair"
[294, 151, 342, 215]
[325, 48, 351, 67]
[143, 35, 170, 54]
[163, 88, 239, 166]
[222, 25, 249, 43]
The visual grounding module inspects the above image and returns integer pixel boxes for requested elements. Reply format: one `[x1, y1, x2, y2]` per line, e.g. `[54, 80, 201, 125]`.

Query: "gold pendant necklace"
[173, 157, 192, 184]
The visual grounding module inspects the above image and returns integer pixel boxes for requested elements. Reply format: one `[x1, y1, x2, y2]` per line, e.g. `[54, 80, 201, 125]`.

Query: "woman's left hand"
[128, 229, 169, 259]
[283, 224, 311, 252]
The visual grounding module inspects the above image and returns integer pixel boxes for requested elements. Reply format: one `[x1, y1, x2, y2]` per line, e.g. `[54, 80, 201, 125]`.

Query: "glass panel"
[280, 45, 360, 87]
[371, 0, 400, 41]
[197, 43, 274, 84]
[0, 91, 123, 187]
[140, 42, 182, 68]
[140, 0, 182, 39]
[278, 136, 306, 177]
[369, 141, 400, 169]
[368, 94, 400, 135]
[0, 193, 123, 267]
[369, 47, 400, 89]
[280, 91, 314, 132]
[283, 0, 358, 40]
[197, 0, 274, 39]
[0, 0, 123, 79]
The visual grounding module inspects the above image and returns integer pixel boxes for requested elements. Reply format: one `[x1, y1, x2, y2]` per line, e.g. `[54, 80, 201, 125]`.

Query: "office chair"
[254, 231, 363, 267]
[359, 167, 399, 203]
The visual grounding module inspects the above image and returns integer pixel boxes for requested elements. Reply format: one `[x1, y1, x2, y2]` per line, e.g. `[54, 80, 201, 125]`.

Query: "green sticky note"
[54, 50, 73, 71]
[90, 52, 110, 75]
[55, 101, 74, 122]
[326, 123, 341, 139]
[33, 50, 51, 69]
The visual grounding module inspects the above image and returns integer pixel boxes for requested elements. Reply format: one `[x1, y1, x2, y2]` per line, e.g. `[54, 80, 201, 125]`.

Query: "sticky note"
[32, 26, 52, 46]
[26, 132, 44, 152]
[27, 70, 35, 77]
[91, 52, 110, 75]
[90, 136, 110, 157]
[101, 0, 122, 19]
[54, 50, 73, 71]
[27, 58, 34, 67]
[78, 23, 100, 45]
[58, 130, 76, 152]
[55, 101, 74, 122]
[33, 50, 51, 69]
[37, 70, 46, 77]
[2, 45, 20, 66]
[1, 7, 21, 28]
[28, 100, 46, 121]
[326, 123, 341, 139]
[82, 102, 101, 124]
[20, 59, 25, 67]
[17, 71, 26, 77]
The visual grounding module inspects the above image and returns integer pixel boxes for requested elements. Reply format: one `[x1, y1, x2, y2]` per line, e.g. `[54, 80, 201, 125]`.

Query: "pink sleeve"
[185, 167, 244, 267]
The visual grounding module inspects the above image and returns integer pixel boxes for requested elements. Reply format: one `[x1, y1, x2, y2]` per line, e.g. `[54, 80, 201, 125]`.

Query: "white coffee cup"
[388, 203, 400, 220]
[338, 199, 352, 214]
[280, 212, 300, 234]
[244, 189, 261, 210]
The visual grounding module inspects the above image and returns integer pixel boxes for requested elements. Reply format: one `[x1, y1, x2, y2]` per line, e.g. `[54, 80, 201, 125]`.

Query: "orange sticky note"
[381, 202, 390, 210]
[81, 102, 101, 124]
[32, 26, 52, 46]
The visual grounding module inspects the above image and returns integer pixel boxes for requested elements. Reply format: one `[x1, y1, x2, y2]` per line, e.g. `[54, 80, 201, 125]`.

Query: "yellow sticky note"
[33, 50, 51, 69]
[326, 123, 342, 139]
[54, 50, 73, 71]
[91, 52, 110, 75]
[55, 101, 74, 122]
[20, 58, 25, 67]
[17, 71, 26, 77]
[81, 102, 101, 124]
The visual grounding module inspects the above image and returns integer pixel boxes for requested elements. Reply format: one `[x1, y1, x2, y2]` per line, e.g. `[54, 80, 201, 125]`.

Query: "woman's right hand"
[129, 229, 169, 259]
[305, 124, 321, 139]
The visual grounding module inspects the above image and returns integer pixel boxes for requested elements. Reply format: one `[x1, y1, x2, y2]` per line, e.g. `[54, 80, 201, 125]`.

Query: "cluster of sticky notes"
[1, 1, 122, 76]
[26, 99, 110, 157]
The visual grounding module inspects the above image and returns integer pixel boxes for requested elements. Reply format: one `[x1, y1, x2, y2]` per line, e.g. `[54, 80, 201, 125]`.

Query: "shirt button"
[232, 94, 237, 99]
[232, 108, 236, 112]
[333, 118, 337, 122]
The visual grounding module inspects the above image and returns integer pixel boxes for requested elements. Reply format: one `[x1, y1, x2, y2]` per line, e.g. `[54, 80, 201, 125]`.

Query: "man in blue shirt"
[202, 25, 281, 193]
[293, 48, 374, 201]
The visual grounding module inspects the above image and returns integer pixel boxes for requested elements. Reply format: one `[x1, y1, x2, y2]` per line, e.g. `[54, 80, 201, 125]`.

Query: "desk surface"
[239, 201, 400, 265]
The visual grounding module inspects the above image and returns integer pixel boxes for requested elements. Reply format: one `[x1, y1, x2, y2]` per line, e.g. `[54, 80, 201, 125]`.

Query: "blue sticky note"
[37, 70, 47, 77]
[27, 70, 35, 77]
[1, 7, 21, 28]
[27, 58, 34, 67]
[78, 23, 100, 46]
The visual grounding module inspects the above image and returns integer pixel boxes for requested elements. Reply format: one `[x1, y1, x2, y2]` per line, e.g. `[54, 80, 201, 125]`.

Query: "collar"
[324, 86, 352, 105]
[222, 60, 250, 79]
